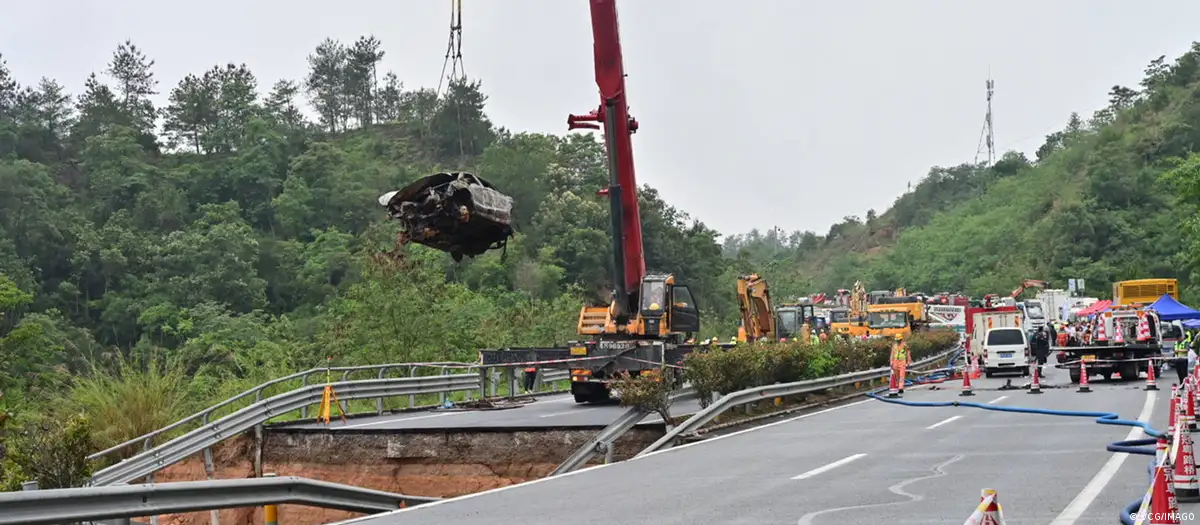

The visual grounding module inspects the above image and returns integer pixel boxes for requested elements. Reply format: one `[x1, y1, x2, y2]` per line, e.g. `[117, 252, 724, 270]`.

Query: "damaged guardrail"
[89, 367, 568, 487]
[551, 386, 698, 476]
[88, 360, 568, 466]
[637, 345, 961, 456]
[0, 476, 438, 525]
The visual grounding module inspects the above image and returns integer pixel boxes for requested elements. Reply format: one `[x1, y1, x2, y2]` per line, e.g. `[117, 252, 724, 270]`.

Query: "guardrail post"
[508, 366, 516, 399]
[339, 370, 351, 414]
[490, 369, 498, 397]
[300, 374, 311, 418]
[263, 473, 279, 525]
[439, 368, 449, 405]
[20, 480, 37, 491]
[409, 366, 418, 407]
[140, 439, 159, 525]
[254, 390, 264, 478]
[479, 367, 489, 400]
[376, 367, 388, 415]
[201, 412, 220, 525]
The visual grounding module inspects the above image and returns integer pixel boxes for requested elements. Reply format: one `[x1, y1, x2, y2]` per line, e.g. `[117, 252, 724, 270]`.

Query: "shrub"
[1, 412, 96, 490]
[680, 328, 960, 408]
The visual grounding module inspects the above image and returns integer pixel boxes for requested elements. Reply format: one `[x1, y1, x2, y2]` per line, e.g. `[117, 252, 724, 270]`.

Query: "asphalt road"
[331, 365, 1195, 525]
[273, 393, 705, 430]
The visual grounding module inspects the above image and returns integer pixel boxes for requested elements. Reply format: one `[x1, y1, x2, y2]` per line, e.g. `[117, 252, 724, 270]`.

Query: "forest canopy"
[3, 36, 1200, 461]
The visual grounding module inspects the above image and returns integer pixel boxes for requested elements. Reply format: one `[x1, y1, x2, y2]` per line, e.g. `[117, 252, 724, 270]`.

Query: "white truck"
[968, 308, 1029, 377]
[1035, 289, 1071, 323]
[1021, 299, 1048, 332]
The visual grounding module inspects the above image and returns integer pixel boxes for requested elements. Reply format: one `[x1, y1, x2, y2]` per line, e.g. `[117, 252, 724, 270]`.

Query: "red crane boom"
[568, 0, 645, 317]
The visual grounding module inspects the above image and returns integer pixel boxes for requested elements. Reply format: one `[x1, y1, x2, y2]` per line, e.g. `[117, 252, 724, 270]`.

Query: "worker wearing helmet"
[890, 334, 912, 394]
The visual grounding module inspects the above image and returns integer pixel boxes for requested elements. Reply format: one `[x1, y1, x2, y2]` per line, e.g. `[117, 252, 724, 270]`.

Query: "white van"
[983, 327, 1030, 377]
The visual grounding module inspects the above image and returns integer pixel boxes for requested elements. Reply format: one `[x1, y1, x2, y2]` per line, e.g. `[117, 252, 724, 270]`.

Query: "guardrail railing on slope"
[0, 476, 439, 525]
[636, 345, 962, 456]
[88, 362, 570, 486]
[550, 386, 698, 476]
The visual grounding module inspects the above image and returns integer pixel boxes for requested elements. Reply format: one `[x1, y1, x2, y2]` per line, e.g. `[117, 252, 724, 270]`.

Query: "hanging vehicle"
[378, 172, 515, 262]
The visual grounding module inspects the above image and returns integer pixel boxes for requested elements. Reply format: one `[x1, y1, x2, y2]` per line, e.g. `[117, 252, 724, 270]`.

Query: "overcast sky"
[4, 0, 1200, 237]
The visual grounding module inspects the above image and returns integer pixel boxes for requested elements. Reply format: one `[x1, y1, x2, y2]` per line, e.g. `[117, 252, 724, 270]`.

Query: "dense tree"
[3, 35, 1200, 467]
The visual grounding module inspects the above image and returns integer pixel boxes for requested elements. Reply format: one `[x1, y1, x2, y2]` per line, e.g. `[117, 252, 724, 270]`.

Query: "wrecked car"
[378, 172, 515, 262]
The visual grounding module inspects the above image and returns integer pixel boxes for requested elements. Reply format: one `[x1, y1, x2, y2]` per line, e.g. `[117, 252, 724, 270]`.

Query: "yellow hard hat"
[894, 334, 903, 340]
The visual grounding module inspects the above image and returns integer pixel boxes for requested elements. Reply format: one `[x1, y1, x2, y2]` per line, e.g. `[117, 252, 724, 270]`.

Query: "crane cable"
[432, 0, 469, 167]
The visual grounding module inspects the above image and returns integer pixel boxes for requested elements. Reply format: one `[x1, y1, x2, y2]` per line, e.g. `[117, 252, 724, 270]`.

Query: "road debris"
[378, 172, 514, 262]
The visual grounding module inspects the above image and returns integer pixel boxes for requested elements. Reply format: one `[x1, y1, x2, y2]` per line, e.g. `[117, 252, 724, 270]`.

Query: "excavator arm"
[1011, 279, 1050, 298]
[736, 274, 776, 342]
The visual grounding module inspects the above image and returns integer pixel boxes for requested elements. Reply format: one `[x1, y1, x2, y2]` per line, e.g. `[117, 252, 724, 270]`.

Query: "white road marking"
[336, 411, 465, 429]
[791, 453, 868, 480]
[1049, 389, 1156, 525]
[539, 407, 599, 418]
[987, 395, 1008, 404]
[336, 398, 876, 519]
[925, 415, 962, 430]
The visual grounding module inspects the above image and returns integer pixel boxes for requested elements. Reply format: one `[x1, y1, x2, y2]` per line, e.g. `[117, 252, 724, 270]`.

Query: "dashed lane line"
[791, 453, 868, 481]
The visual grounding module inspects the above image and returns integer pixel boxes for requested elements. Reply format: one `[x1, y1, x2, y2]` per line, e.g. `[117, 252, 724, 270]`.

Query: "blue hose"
[866, 387, 1163, 524]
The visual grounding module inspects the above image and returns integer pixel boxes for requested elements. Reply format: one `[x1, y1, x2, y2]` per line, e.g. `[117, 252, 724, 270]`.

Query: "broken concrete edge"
[266, 388, 569, 427]
[264, 421, 671, 436]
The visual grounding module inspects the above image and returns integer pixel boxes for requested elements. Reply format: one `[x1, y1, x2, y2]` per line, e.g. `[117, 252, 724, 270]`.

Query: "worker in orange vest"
[890, 334, 912, 394]
[523, 366, 537, 393]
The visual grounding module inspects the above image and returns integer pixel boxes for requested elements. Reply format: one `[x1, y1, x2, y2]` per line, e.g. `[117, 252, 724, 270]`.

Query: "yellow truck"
[866, 295, 929, 339]
[1112, 278, 1178, 306]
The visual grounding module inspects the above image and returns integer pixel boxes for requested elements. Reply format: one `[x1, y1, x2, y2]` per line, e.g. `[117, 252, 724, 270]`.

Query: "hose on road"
[866, 387, 1162, 524]
[901, 348, 965, 387]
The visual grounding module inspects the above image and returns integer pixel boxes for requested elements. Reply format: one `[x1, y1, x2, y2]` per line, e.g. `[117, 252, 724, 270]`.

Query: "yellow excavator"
[736, 274, 776, 342]
[735, 274, 820, 342]
[866, 287, 928, 339]
[830, 281, 870, 338]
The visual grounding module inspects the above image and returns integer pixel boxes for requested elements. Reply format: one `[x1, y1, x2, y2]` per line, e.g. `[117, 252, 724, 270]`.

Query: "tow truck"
[477, 0, 712, 403]
[1055, 305, 1164, 383]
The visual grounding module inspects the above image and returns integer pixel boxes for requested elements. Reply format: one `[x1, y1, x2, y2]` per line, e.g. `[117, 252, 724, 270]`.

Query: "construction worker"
[1031, 326, 1050, 377]
[1174, 332, 1190, 383]
[891, 334, 912, 394]
[523, 366, 538, 393]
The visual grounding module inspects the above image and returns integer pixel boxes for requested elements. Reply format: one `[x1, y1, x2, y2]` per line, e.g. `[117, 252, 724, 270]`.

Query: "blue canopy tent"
[1147, 294, 1200, 321]
[1184, 319, 1200, 330]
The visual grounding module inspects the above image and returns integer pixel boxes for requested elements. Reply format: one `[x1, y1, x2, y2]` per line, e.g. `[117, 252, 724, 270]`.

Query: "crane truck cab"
[578, 273, 699, 341]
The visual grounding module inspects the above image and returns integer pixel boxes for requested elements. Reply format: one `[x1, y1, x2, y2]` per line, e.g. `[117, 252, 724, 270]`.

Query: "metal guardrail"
[0, 476, 438, 525]
[88, 360, 569, 465]
[87, 361, 483, 463]
[90, 369, 566, 487]
[637, 346, 961, 456]
[550, 386, 697, 476]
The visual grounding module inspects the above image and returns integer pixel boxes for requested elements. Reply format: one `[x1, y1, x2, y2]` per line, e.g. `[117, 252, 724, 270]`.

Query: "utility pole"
[975, 77, 996, 166]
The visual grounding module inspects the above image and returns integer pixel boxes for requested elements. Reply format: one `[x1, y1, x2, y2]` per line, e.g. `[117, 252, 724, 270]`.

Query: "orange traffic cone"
[399, 500, 407, 509]
[1096, 319, 1108, 342]
[960, 364, 975, 397]
[1114, 321, 1126, 344]
[1138, 311, 1151, 342]
[1174, 424, 1200, 502]
[963, 488, 1005, 524]
[886, 369, 901, 398]
[1152, 464, 1181, 524]
[1147, 359, 1160, 391]
[1027, 362, 1042, 394]
[1078, 359, 1092, 393]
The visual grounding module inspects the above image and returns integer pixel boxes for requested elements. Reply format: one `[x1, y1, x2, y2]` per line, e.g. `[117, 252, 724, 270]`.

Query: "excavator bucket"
[378, 172, 514, 261]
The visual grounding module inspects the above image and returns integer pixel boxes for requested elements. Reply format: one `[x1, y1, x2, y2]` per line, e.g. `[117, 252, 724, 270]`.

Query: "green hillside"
[725, 43, 1200, 303]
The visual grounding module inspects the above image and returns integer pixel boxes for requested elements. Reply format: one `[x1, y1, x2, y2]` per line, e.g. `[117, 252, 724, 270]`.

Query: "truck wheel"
[1119, 361, 1138, 382]
[1069, 367, 1081, 384]
[985, 370, 994, 378]
[1101, 372, 1113, 382]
